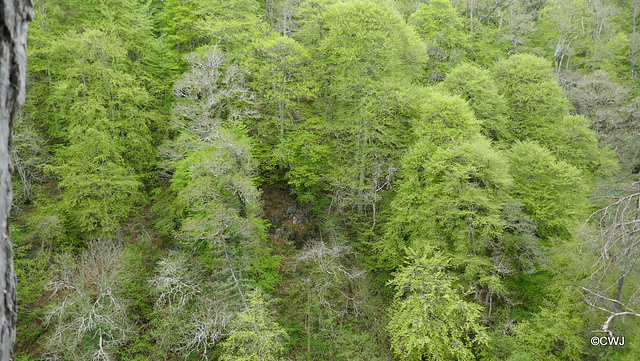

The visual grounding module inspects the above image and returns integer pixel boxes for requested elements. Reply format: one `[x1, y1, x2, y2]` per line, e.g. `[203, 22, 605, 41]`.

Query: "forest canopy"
[11, 0, 640, 360]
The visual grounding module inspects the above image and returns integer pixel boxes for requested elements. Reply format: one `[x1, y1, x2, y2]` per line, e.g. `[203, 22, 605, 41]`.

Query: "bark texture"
[0, 0, 32, 359]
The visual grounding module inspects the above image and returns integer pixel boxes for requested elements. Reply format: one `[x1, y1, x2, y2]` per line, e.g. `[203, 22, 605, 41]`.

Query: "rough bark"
[0, 0, 33, 359]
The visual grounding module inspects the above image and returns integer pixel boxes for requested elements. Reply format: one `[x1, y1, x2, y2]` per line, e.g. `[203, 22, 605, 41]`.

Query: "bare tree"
[149, 251, 236, 360]
[499, 0, 539, 54]
[44, 240, 133, 361]
[580, 183, 640, 335]
[294, 241, 366, 337]
[0, 0, 33, 358]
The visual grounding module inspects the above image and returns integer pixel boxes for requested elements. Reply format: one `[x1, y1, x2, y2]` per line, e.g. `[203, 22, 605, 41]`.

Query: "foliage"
[507, 141, 589, 237]
[53, 126, 143, 237]
[15, 0, 640, 359]
[387, 248, 488, 361]
[409, 0, 470, 83]
[290, 0, 424, 212]
[493, 54, 569, 144]
[509, 298, 585, 361]
[438, 63, 509, 142]
[220, 289, 288, 361]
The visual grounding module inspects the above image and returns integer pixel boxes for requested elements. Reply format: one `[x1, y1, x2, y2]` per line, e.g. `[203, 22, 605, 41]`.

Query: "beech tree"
[220, 289, 288, 361]
[438, 64, 509, 142]
[373, 92, 507, 270]
[53, 126, 143, 236]
[387, 248, 487, 361]
[408, 0, 470, 83]
[507, 141, 589, 237]
[292, 0, 425, 213]
[493, 54, 569, 144]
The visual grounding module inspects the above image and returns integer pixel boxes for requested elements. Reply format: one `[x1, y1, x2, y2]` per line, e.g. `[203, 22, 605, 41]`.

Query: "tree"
[507, 141, 589, 237]
[409, 0, 470, 83]
[564, 70, 639, 176]
[11, 110, 48, 207]
[252, 35, 310, 140]
[536, 0, 589, 75]
[438, 63, 510, 142]
[45, 29, 155, 171]
[149, 250, 236, 359]
[220, 289, 288, 361]
[509, 297, 585, 361]
[291, 0, 425, 213]
[499, 0, 539, 55]
[580, 184, 640, 337]
[373, 92, 510, 272]
[627, 0, 640, 80]
[153, 48, 280, 359]
[53, 126, 143, 237]
[540, 114, 617, 180]
[44, 240, 134, 360]
[492, 54, 569, 144]
[0, 0, 33, 358]
[293, 241, 366, 334]
[387, 248, 488, 361]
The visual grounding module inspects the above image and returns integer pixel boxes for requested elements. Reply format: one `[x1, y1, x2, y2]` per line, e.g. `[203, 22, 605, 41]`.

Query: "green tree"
[387, 248, 488, 361]
[492, 54, 569, 144]
[220, 289, 288, 361]
[54, 126, 142, 237]
[291, 0, 425, 213]
[540, 114, 617, 179]
[507, 141, 589, 237]
[509, 298, 585, 361]
[494, 55, 617, 177]
[252, 35, 310, 140]
[373, 92, 509, 272]
[409, 0, 470, 83]
[438, 63, 509, 142]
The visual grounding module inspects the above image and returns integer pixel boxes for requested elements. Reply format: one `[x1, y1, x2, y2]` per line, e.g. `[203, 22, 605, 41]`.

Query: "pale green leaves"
[507, 141, 589, 237]
[220, 289, 288, 361]
[387, 248, 487, 361]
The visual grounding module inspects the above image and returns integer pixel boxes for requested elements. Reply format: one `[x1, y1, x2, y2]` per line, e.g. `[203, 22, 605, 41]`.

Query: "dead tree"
[580, 183, 640, 335]
[0, 0, 33, 358]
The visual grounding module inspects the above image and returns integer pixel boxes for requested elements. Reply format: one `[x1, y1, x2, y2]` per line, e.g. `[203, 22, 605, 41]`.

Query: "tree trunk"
[0, 0, 33, 359]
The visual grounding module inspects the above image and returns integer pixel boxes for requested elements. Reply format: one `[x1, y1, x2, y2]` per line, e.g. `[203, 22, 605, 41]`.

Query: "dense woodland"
[10, 0, 640, 359]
